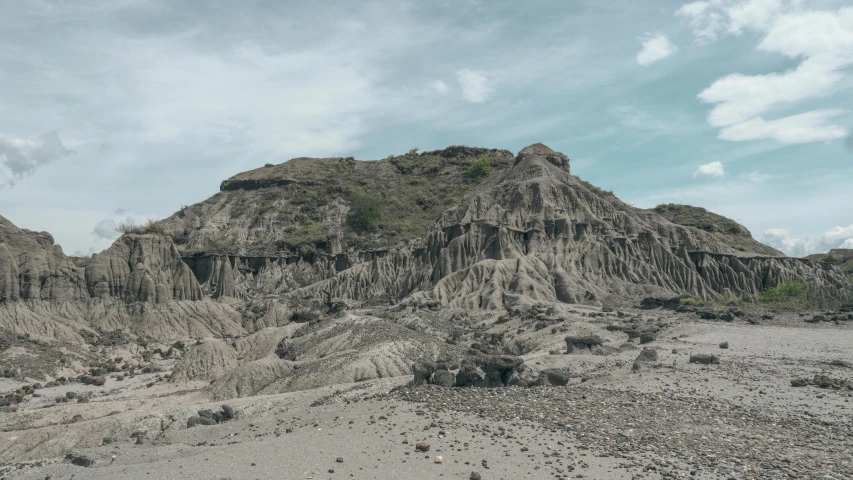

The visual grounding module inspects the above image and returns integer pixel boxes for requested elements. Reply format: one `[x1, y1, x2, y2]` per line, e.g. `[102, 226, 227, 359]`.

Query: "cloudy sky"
[0, 0, 851, 257]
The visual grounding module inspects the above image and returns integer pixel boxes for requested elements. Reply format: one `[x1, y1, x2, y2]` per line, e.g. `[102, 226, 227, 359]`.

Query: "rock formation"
[0, 216, 86, 302]
[285, 145, 850, 309]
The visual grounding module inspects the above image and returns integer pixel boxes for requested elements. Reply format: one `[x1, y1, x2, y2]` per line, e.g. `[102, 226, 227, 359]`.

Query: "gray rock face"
[85, 234, 203, 303]
[565, 334, 605, 354]
[1, 216, 203, 305]
[269, 145, 852, 310]
[0, 216, 86, 301]
[432, 369, 456, 388]
[171, 340, 239, 382]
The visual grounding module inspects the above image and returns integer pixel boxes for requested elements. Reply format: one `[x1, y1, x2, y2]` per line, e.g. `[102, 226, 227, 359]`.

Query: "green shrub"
[821, 255, 841, 264]
[264, 163, 275, 168]
[758, 280, 825, 309]
[467, 155, 494, 180]
[347, 187, 382, 232]
[276, 221, 328, 256]
[679, 296, 703, 306]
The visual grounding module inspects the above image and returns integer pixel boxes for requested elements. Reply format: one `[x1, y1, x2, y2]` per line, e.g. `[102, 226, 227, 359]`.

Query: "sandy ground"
[2, 314, 852, 480]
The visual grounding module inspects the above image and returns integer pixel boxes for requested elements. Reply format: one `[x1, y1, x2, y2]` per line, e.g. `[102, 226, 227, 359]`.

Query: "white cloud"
[697, 63, 843, 129]
[0, 131, 74, 186]
[91, 219, 119, 239]
[676, 1, 725, 44]
[717, 109, 848, 143]
[432, 80, 449, 94]
[726, 0, 785, 34]
[677, 0, 786, 43]
[457, 69, 493, 103]
[680, 2, 853, 145]
[739, 171, 771, 181]
[693, 161, 726, 178]
[636, 32, 678, 66]
[761, 224, 853, 256]
[90, 211, 155, 242]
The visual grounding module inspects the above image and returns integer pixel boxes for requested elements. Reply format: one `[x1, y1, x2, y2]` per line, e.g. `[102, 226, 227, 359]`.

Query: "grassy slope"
[650, 204, 784, 257]
[162, 147, 514, 256]
[806, 249, 853, 278]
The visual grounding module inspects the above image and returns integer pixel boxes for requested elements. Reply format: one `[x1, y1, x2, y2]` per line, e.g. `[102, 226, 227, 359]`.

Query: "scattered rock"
[432, 369, 456, 388]
[719, 341, 729, 349]
[66, 453, 95, 467]
[187, 416, 218, 428]
[689, 354, 720, 365]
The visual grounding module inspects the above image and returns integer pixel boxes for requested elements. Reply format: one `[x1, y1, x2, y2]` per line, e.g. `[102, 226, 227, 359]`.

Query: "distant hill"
[649, 204, 784, 257]
[160, 146, 515, 256]
[806, 249, 853, 277]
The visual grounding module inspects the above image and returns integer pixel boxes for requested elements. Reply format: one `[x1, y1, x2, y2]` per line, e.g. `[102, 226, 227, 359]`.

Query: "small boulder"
[66, 453, 95, 467]
[540, 368, 571, 387]
[635, 347, 658, 363]
[455, 364, 485, 388]
[639, 332, 656, 344]
[415, 442, 430, 452]
[187, 416, 218, 428]
[432, 370, 456, 388]
[411, 362, 436, 383]
[790, 378, 811, 387]
[719, 341, 729, 349]
[565, 334, 604, 354]
[689, 354, 720, 365]
[220, 404, 235, 421]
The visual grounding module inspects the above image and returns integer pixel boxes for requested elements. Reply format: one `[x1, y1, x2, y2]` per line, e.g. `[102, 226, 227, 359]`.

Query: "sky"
[0, 0, 851, 257]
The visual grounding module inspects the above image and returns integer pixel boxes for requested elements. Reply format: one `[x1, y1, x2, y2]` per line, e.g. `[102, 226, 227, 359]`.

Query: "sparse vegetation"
[167, 146, 514, 254]
[758, 280, 827, 310]
[467, 155, 494, 180]
[275, 221, 328, 256]
[264, 163, 275, 168]
[679, 296, 704, 306]
[347, 186, 382, 233]
[652, 203, 783, 257]
[116, 218, 166, 235]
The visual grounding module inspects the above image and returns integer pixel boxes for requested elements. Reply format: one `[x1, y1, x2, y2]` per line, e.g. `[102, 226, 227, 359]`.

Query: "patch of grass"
[276, 221, 328, 256]
[116, 218, 167, 235]
[679, 296, 704, 306]
[758, 280, 827, 310]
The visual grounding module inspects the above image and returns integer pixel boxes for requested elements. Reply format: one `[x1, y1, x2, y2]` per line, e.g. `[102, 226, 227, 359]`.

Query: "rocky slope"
[0, 142, 850, 393]
[1, 216, 202, 304]
[0, 218, 242, 343]
[650, 203, 784, 257]
[806, 248, 853, 277]
[162, 144, 849, 310]
[160, 146, 515, 257]
[287, 144, 850, 309]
